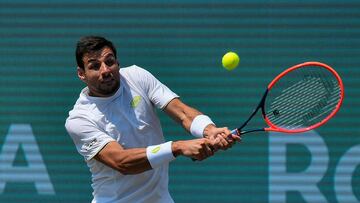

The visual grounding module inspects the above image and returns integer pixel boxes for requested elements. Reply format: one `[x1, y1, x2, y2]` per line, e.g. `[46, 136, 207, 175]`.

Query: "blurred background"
[0, 0, 359, 202]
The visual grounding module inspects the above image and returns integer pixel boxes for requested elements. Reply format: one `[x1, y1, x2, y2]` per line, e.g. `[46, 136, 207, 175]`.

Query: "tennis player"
[65, 36, 240, 203]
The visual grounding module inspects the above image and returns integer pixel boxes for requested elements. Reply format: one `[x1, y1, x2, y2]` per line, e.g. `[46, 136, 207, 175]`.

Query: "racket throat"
[237, 89, 269, 131]
[240, 128, 265, 135]
[230, 128, 265, 136]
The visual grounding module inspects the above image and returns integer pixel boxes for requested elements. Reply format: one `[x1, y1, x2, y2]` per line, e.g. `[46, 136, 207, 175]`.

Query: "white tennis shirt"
[65, 65, 179, 203]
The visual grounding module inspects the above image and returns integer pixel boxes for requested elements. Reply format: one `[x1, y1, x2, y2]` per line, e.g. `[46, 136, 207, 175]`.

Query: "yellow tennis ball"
[222, 52, 240, 71]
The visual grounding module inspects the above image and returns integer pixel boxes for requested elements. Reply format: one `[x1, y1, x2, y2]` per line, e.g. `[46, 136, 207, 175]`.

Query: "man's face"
[78, 47, 120, 97]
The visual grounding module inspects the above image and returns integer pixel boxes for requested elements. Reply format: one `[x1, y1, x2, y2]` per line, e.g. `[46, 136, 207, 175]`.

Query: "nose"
[100, 62, 111, 75]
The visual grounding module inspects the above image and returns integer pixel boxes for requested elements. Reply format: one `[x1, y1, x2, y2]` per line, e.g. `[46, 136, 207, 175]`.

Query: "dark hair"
[75, 36, 117, 69]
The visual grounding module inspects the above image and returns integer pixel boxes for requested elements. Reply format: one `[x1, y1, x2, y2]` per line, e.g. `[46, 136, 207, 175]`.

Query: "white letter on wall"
[269, 131, 328, 203]
[0, 124, 55, 195]
[335, 144, 360, 203]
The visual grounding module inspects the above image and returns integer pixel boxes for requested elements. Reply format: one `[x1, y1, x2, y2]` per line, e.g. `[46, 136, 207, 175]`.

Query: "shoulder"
[65, 108, 96, 131]
[65, 94, 99, 132]
[120, 65, 159, 92]
[120, 65, 154, 80]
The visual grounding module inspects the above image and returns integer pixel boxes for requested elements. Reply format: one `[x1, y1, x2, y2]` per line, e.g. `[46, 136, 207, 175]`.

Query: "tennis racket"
[230, 61, 344, 137]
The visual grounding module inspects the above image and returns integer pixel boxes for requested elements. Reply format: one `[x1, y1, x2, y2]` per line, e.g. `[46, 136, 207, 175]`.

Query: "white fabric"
[65, 65, 178, 203]
[190, 115, 215, 138]
[146, 141, 175, 169]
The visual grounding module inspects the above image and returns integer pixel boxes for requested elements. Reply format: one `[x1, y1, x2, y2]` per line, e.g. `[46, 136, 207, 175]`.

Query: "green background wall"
[0, 1, 358, 202]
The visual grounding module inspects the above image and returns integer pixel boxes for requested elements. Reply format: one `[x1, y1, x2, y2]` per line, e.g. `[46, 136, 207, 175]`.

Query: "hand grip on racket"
[228, 61, 344, 138]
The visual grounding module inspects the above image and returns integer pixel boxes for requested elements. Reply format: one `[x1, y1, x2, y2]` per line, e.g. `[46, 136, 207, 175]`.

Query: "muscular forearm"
[165, 99, 216, 138]
[163, 98, 240, 152]
[164, 98, 203, 132]
[95, 139, 219, 175]
[95, 142, 152, 175]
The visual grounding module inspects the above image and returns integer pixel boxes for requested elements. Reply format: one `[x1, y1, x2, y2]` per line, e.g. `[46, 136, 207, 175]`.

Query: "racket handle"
[226, 129, 240, 141]
[191, 130, 240, 161]
[231, 129, 239, 135]
[191, 145, 216, 161]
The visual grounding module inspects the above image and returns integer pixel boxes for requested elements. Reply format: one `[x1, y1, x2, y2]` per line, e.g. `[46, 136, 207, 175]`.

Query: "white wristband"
[190, 115, 215, 138]
[146, 141, 175, 169]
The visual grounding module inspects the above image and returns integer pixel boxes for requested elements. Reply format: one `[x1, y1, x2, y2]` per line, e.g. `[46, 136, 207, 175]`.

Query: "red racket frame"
[233, 62, 344, 135]
[264, 62, 344, 133]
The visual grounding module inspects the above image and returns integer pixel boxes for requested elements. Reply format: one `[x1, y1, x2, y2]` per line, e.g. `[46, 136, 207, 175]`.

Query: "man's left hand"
[203, 125, 241, 151]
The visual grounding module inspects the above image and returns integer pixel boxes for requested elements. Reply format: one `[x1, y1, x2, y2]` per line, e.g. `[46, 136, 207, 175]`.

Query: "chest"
[98, 88, 162, 147]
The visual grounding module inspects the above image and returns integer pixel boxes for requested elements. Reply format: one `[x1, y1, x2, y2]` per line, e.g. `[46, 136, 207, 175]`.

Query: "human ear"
[77, 67, 86, 82]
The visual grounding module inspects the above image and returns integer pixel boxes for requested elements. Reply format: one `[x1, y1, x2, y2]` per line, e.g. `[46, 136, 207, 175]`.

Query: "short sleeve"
[65, 115, 115, 161]
[134, 66, 179, 109]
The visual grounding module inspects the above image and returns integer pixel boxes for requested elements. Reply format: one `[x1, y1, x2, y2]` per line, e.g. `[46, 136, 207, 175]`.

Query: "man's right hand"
[171, 138, 220, 161]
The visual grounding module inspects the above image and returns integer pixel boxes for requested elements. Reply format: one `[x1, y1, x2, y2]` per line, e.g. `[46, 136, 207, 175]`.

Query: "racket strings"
[292, 87, 340, 129]
[286, 93, 339, 129]
[265, 66, 341, 129]
[270, 77, 326, 107]
[268, 91, 327, 128]
[269, 78, 328, 119]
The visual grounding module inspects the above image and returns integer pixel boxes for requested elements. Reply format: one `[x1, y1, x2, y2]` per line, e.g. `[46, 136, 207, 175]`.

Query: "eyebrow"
[87, 58, 98, 63]
[87, 53, 115, 63]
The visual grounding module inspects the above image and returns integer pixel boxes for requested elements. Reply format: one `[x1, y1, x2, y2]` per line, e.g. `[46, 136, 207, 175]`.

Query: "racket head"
[262, 62, 344, 133]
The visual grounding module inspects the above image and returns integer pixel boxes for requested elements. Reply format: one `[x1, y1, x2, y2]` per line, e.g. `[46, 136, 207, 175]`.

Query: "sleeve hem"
[160, 96, 180, 110]
[86, 138, 116, 161]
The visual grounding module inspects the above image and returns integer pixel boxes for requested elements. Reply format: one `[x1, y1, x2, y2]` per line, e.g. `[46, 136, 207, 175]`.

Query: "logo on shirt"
[152, 146, 161, 154]
[83, 138, 97, 151]
[130, 96, 141, 108]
